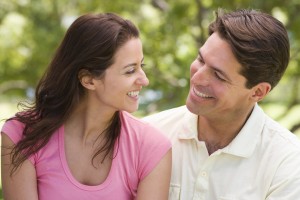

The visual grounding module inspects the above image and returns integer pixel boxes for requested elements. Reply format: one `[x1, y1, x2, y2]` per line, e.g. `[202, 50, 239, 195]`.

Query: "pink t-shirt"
[1, 111, 171, 200]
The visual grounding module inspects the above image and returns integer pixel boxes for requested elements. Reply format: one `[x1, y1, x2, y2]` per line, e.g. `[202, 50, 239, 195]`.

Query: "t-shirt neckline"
[58, 125, 117, 191]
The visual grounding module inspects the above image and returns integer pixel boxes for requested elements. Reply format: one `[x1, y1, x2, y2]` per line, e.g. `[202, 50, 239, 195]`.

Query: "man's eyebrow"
[199, 49, 232, 82]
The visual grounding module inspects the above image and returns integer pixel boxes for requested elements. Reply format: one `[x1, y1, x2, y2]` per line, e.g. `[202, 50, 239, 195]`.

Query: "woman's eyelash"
[126, 64, 146, 74]
[126, 70, 135, 74]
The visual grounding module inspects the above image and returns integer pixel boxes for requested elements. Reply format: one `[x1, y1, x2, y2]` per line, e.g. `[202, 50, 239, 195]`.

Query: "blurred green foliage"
[0, 0, 299, 130]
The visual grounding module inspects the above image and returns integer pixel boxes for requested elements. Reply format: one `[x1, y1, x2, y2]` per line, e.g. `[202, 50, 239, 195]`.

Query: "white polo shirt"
[143, 104, 300, 200]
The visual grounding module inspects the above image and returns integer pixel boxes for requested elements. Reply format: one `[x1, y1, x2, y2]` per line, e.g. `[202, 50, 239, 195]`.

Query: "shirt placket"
[193, 142, 216, 200]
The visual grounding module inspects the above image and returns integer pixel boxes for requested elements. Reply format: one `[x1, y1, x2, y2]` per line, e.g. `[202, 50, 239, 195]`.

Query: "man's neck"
[197, 106, 254, 155]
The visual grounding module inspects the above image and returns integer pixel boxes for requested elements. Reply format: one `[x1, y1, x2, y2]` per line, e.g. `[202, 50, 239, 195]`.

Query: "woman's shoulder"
[2, 116, 25, 131]
[1, 117, 25, 144]
[120, 111, 170, 142]
[121, 111, 164, 133]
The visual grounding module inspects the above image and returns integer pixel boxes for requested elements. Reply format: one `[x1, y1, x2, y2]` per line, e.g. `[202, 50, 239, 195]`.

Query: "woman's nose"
[136, 70, 149, 86]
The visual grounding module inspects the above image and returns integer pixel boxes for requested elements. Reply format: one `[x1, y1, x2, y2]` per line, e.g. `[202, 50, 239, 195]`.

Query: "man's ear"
[251, 82, 272, 102]
[78, 69, 95, 90]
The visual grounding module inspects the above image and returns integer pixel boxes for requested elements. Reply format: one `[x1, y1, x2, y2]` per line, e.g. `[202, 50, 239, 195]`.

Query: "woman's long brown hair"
[8, 13, 140, 174]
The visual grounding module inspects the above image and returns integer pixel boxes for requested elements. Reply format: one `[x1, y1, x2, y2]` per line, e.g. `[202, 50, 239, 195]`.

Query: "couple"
[2, 8, 300, 200]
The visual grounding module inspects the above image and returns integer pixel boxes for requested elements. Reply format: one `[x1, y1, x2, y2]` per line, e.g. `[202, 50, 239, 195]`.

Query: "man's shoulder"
[143, 105, 188, 123]
[142, 105, 190, 139]
[264, 115, 300, 150]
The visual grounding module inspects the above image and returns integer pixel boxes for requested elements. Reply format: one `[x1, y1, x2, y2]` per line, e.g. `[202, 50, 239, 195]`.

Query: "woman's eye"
[126, 69, 135, 74]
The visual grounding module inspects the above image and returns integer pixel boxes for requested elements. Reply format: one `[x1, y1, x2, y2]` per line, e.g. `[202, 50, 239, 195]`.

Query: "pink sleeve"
[137, 125, 171, 181]
[1, 119, 25, 144]
[1, 119, 35, 164]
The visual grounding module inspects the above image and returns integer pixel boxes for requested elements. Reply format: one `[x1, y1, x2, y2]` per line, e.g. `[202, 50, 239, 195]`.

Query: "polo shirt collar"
[178, 107, 199, 140]
[177, 104, 265, 158]
[221, 104, 265, 158]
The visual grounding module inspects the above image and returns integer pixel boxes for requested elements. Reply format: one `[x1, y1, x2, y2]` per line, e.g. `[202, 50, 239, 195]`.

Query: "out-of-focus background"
[1, 0, 300, 198]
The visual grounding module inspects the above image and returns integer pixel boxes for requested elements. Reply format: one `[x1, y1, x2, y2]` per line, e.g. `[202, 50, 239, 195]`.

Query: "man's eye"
[215, 72, 226, 81]
[197, 56, 204, 64]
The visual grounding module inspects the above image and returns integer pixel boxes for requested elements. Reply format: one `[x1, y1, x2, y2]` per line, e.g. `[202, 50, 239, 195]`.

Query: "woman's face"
[91, 38, 149, 113]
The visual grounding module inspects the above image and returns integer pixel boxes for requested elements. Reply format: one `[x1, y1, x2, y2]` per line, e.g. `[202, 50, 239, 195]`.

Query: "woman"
[1, 13, 171, 199]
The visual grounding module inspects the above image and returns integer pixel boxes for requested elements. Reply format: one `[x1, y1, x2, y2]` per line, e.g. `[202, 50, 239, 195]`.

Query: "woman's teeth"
[127, 91, 139, 97]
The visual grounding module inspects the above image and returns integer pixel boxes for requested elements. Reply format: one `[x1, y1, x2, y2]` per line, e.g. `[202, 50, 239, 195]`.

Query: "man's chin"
[186, 97, 198, 115]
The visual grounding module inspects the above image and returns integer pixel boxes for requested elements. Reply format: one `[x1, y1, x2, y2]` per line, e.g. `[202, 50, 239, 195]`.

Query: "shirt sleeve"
[1, 119, 35, 164]
[266, 150, 300, 199]
[1, 119, 25, 144]
[137, 124, 172, 181]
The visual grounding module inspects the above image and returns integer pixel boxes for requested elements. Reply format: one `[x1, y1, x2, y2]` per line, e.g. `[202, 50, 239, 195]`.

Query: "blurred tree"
[0, 0, 65, 97]
[0, 0, 299, 131]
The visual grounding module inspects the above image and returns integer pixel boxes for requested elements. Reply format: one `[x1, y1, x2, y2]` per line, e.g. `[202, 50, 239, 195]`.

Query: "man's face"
[186, 32, 255, 119]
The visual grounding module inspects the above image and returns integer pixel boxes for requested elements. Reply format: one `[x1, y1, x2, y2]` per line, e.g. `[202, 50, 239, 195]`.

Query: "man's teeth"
[128, 91, 139, 97]
[194, 88, 212, 98]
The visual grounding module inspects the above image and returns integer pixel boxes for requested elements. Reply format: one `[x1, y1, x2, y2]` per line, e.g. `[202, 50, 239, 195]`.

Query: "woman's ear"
[251, 82, 272, 102]
[78, 69, 95, 90]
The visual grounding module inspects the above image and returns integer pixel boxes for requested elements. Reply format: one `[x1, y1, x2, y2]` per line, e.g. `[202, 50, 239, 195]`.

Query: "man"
[143, 9, 300, 200]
